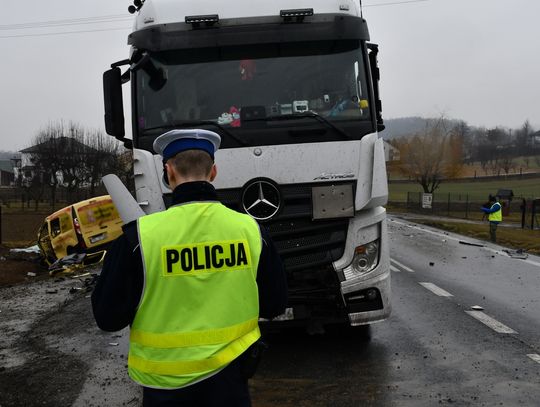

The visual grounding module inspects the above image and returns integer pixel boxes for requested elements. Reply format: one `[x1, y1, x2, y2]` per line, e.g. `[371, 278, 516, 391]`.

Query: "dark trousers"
[142, 360, 251, 407]
[489, 222, 498, 243]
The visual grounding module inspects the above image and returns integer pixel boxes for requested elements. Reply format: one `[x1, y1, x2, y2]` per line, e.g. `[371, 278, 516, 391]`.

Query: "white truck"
[102, 0, 391, 329]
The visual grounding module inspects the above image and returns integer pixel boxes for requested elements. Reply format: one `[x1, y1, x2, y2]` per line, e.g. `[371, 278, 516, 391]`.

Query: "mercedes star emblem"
[242, 179, 281, 221]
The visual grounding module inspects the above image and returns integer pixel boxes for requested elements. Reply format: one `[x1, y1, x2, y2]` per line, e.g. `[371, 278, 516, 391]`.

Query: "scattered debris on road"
[10, 245, 41, 254]
[48, 252, 105, 276]
[459, 240, 484, 247]
[503, 249, 528, 259]
[471, 305, 484, 311]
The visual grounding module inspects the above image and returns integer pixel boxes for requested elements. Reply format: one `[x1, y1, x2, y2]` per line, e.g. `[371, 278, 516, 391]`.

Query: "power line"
[0, 14, 131, 31]
[0, 26, 131, 39]
[364, 0, 430, 7]
[0, 3, 431, 39]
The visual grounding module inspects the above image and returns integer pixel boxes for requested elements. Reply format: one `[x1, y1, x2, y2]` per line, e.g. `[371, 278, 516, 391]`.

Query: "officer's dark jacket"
[92, 181, 288, 331]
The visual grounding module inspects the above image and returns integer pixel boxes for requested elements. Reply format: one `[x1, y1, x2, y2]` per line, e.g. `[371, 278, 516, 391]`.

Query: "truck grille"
[217, 183, 349, 303]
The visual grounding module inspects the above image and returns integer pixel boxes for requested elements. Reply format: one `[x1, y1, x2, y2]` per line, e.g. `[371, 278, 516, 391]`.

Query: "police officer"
[92, 129, 287, 406]
[481, 195, 502, 243]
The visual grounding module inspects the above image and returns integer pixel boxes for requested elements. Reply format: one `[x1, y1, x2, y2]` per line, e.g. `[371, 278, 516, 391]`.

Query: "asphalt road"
[251, 217, 540, 406]
[1, 217, 539, 406]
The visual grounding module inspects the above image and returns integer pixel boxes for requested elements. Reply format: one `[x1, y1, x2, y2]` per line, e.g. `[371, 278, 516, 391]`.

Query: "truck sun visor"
[128, 15, 369, 51]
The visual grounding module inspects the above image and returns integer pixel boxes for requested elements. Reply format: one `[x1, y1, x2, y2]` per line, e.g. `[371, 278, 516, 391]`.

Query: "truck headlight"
[343, 240, 380, 280]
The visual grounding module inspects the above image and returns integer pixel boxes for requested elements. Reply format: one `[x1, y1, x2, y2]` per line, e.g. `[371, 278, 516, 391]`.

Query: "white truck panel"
[135, 0, 360, 30]
[366, 137, 389, 209]
[213, 141, 359, 189]
[133, 149, 167, 214]
[145, 133, 384, 213]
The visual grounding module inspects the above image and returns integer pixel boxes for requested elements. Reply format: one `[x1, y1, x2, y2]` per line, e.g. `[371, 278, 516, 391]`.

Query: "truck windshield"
[135, 40, 373, 147]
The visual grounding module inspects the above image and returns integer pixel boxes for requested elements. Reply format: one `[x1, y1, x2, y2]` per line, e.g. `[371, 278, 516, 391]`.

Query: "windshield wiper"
[144, 120, 247, 147]
[244, 112, 351, 140]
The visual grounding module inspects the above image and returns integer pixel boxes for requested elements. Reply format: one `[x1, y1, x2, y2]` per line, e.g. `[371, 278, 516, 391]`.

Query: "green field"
[388, 176, 540, 202]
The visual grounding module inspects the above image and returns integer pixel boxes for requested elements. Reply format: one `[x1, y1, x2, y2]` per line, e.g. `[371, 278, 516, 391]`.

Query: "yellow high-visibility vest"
[128, 201, 262, 389]
[488, 202, 502, 223]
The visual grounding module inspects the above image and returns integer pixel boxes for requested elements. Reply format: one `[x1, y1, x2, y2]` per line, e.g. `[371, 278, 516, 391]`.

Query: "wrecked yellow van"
[37, 195, 123, 264]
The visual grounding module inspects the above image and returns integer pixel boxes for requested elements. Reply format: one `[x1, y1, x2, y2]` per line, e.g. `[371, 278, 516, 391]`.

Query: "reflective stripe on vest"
[129, 324, 261, 376]
[488, 202, 502, 222]
[129, 201, 262, 389]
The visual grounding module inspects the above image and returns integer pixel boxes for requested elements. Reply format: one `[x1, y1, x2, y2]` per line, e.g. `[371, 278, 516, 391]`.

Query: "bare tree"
[516, 120, 532, 155]
[83, 130, 128, 196]
[394, 117, 464, 193]
[25, 121, 128, 205]
[498, 156, 516, 177]
[27, 122, 66, 206]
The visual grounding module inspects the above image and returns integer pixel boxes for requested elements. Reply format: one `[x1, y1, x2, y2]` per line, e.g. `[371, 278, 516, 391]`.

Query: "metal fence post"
[447, 193, 451, 216]
[465, 194, 469, 219]
[521, 198, 526, 229]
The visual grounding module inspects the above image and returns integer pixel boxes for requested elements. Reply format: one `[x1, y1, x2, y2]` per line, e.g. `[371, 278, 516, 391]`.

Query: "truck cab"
[103, 0, 391, 328]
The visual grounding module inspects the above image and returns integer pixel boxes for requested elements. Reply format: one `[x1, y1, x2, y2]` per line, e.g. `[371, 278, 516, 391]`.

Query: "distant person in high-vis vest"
[92, 129, 287, 407]
[481, 195, 502, 242]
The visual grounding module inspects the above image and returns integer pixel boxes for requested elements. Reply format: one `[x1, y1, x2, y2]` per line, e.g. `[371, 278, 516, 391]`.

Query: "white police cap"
[153, 129, 221, 161]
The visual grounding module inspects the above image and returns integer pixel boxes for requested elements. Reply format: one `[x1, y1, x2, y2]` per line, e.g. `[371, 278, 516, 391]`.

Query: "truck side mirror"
[367, 43, 385, 132]
[103, 67, 125, 141]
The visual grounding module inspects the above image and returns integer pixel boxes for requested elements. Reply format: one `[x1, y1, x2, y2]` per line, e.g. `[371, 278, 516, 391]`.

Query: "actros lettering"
[313, 172, 355, 181]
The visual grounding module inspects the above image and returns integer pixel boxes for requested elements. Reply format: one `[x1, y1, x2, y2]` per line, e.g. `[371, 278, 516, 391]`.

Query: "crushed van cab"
[37, 195, 123, 264]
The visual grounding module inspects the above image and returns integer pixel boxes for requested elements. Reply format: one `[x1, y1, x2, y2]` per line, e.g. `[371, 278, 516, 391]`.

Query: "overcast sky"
[1, 0, 539, 151]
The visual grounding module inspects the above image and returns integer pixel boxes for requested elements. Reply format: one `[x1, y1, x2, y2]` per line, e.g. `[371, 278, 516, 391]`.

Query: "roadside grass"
[388, 176, 540, 202]
[408, 218, 540, 255]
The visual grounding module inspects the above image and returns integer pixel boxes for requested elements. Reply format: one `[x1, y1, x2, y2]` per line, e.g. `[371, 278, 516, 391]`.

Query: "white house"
[383, 140, 400, 162]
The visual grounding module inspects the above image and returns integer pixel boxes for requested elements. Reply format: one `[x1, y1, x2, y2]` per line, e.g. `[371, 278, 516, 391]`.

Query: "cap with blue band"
[153, 129, 221, 161]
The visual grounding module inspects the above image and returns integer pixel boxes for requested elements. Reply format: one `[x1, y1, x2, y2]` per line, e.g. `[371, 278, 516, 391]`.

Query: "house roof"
[0, 160, 14, 174]
[20, 136, 98, 154]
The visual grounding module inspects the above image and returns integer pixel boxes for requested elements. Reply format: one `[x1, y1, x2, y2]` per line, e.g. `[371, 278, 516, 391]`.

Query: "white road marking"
[523, 259, 540, 268]
[527, 354, 540, 364]
[419, 282, 453, 297]
[390, 258, 414, 272]
[465, 311, 517, 334]
[390, 265, 401, 272]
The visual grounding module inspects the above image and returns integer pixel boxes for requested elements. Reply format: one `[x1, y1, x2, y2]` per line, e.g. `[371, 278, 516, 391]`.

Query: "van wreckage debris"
[47, 252, 106, 276]
[8, 243, 107, 277]
[46, 272, 99, 295]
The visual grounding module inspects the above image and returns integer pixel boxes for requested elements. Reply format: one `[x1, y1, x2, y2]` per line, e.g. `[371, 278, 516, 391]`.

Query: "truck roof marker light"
[185, 15, 219, 28]
[280, 8, 314, 23]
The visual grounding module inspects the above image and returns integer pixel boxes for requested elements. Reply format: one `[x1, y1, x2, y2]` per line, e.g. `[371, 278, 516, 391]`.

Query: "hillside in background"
[0, 151, 20, 160]
[381, 117, 429, 139]
[381, 116, 465, 139]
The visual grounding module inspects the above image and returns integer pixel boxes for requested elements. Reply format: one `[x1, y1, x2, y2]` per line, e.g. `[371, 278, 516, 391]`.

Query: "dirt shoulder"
[0, 245, 47, 286]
